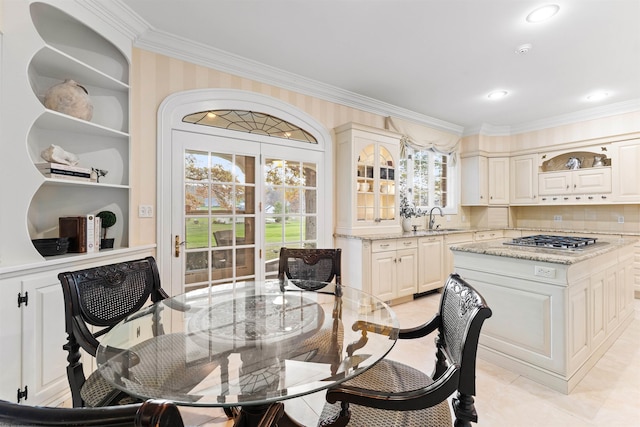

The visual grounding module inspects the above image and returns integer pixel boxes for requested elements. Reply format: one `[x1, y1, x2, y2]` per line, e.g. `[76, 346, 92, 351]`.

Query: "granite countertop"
[449, 237, 639, 265]
[335, 227, 640, 242]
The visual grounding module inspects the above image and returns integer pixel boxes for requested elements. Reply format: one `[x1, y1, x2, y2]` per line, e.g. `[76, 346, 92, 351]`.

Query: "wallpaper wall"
[130, 48, 640, 246]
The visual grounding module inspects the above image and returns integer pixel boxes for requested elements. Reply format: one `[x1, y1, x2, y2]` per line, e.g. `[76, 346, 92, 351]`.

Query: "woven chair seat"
[318, 359, 453, 427]
[80, 369, 139, 407]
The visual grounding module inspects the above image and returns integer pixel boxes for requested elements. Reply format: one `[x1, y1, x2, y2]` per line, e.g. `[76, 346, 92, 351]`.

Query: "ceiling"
[117, 0, 640, 135]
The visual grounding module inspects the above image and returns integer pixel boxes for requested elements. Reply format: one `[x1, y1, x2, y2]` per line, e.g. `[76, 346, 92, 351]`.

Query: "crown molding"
[134, 28, 465, 135]
[466, 99, 640, 137]
[77, 0, 149, 40]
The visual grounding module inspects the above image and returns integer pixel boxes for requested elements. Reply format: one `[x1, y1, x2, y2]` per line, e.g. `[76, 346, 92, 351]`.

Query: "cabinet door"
[574, 168, 611, 194]
[590, 270, 606, 351]
[371, 251, 396, 301]
[568, 277, 590, 370]
[418, 237, 443, 293]
[396, 248, 417, 297]
[612, 140, 640, 202]
[510, 154, 538, 204]
[539, 171, 572, 195]
[0, 279, 22, 402]
[488, 157, 509, 205]
[21, 275, 69, 406]
[461, 156, 487, 205]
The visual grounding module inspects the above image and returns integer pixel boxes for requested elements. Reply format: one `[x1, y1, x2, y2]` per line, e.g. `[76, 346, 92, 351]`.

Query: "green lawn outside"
[185, 217, 303, 249]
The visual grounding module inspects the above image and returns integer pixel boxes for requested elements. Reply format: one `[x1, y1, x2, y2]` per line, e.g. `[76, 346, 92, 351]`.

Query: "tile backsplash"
[513, 205, 640, 234]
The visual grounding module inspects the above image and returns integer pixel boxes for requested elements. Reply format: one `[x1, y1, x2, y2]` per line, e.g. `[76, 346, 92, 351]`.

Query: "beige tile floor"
[180, 293, 640, 426]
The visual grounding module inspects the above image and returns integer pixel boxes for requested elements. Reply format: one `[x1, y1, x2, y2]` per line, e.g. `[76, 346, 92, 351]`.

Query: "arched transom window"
[182, 110, 318, 144]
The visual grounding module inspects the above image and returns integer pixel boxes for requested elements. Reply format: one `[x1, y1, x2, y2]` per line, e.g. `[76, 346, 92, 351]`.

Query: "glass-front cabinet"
[335, 123, 401, 236]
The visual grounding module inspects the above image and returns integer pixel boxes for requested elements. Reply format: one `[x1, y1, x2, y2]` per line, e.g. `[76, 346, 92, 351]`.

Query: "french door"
[171, 129, 322, 294]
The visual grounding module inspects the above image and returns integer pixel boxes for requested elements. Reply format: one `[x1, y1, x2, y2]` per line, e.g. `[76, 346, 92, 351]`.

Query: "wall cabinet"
[1, 1, 132, 267]
[371, 239, 417, 301]
[539, 168, 611, 201]
[335, 123, 402, 236]
[611, 139, 640, 202]
[461, 156, 509, 205]
[509, 154, 538, 205]
[417, 236, 443, 293]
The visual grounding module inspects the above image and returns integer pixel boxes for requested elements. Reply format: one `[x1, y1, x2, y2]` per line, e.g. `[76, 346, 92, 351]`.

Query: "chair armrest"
[398, 314, 440, 339]
[350, 321, 399, 339]
[326, 364, 459, 411]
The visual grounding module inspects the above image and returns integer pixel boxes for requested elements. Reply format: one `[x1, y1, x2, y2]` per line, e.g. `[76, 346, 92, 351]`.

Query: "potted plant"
[96, 210, 116, 249]
[400, 192, 425, 232]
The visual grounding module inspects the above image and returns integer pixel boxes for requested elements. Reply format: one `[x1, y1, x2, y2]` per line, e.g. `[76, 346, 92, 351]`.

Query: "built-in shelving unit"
[23, 2, 131, 259]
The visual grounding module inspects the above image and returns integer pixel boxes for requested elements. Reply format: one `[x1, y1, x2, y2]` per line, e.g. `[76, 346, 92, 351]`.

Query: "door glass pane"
[264, 157, 318, 279]
[184, 150, 256, 290]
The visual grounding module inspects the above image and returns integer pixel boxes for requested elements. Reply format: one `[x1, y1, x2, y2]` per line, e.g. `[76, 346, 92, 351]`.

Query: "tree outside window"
[400, 148, 449, 210]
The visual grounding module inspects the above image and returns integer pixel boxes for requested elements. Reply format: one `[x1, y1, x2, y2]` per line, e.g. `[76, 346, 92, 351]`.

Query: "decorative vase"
[402, 218, 412, 232]
[44, 79, 93, 121]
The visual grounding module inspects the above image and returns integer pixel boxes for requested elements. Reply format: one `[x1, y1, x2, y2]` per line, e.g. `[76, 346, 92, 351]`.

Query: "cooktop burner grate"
[505, 235, 598, 249]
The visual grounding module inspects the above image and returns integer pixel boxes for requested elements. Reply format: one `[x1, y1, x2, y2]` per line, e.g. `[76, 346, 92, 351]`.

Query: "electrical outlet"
[138, 205, 153, 218]
[553, 215, 562, 222]
[618, 216, 624, 224]
[534, 265, 556, 278]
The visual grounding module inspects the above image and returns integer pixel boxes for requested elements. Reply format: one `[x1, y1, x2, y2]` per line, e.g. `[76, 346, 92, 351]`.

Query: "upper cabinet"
[538, 147, 612, 204]
[461, 156, 509, 206]
[509, 154, 538, 205]
[335, 123, 402, 236]
[0, 1, 132, 266]
[611, 139, 640, 203]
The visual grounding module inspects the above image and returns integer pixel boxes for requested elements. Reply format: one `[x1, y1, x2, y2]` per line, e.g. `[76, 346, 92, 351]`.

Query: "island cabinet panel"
[451, 238, 636, 394]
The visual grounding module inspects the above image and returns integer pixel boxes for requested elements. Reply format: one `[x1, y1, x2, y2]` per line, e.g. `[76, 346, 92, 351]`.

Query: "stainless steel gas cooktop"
[504, 235, 598, 250]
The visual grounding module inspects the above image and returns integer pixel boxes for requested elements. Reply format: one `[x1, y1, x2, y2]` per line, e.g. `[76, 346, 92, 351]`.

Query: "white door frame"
[157, 89, 333, 294]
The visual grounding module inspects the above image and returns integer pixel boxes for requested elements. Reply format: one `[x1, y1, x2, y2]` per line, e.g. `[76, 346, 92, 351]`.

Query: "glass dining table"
[96, 279, 399, 427]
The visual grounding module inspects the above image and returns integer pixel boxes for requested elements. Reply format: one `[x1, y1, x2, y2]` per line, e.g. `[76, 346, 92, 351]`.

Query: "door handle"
[175, 235, 186, 257]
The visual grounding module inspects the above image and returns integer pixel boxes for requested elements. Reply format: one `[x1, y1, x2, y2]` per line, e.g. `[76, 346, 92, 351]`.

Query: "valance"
[385, 117, 461, 165]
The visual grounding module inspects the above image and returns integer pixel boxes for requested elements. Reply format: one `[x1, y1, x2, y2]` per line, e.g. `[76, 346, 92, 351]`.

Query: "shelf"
[33, 109, 129, 138]
[42, 179, 129, 190]
[30, 46, 129, 93]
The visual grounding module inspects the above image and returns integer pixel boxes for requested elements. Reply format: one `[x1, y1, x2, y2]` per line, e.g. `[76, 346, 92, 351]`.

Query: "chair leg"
[452, 392, 478, 427]
[63, 335, 85, 407]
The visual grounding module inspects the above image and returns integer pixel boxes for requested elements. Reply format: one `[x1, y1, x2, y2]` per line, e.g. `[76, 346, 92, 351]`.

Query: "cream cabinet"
[371, 239, 417, 301]
[335, 123, 401, 236]
[611, 139, 640, 203]
[443, 232, 473, 277]
[417, 236, 443, 293]
[461, 156, 509, 206]
[539, 168, 611, 196]
[509, 154, 538, 205]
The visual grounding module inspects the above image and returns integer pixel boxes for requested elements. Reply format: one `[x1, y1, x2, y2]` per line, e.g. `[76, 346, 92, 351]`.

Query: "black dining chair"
[277, 247, 345, 373]
[58, 256, 172, 408]
[0, 398, 184, 427]
[317, 273, 492, 427]
[277, 247, 342, 291]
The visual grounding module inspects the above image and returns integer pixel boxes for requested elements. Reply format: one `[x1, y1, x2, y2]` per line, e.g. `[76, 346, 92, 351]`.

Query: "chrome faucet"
[428, 207, 444, 230]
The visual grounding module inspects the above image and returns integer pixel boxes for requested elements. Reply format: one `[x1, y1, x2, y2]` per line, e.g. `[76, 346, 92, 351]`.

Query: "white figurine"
[40, 144, 79, 166]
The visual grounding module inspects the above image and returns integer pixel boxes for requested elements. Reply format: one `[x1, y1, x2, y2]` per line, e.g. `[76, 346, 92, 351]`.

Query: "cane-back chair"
[58, 256, 171, 408]
[318, 273, 492, 427]
[277, 247, 342, 291]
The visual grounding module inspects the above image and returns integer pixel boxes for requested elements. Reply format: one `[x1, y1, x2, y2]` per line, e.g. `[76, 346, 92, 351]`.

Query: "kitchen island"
[451, 236, 637, 394]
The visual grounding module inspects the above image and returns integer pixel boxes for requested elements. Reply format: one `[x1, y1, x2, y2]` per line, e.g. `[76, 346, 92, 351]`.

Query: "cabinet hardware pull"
[601, 195, 607, 199]
[403, 242, 411, 246]
[380, 243, 389, 248]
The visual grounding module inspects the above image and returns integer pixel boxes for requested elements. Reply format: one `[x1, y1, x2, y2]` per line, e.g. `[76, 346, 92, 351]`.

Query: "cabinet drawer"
[372, 239, 397, 252]
[396, 238, 418, 250]
[474, 230, 504, 241]
[444, 232, 474, 244]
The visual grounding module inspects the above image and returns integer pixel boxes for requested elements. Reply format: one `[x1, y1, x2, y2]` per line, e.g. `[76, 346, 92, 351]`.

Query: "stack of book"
[59, 215, 102, 253]
[36, 162, 93, 182]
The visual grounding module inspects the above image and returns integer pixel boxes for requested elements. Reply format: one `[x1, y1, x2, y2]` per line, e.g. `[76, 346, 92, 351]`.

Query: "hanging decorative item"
[43, 79, 93, 121]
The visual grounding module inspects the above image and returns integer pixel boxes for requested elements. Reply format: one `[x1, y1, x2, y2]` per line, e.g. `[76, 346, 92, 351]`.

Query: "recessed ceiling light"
[526, 4, 560, 23]
[487, 90, 508, 100]
[586, 92, 609, 102]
